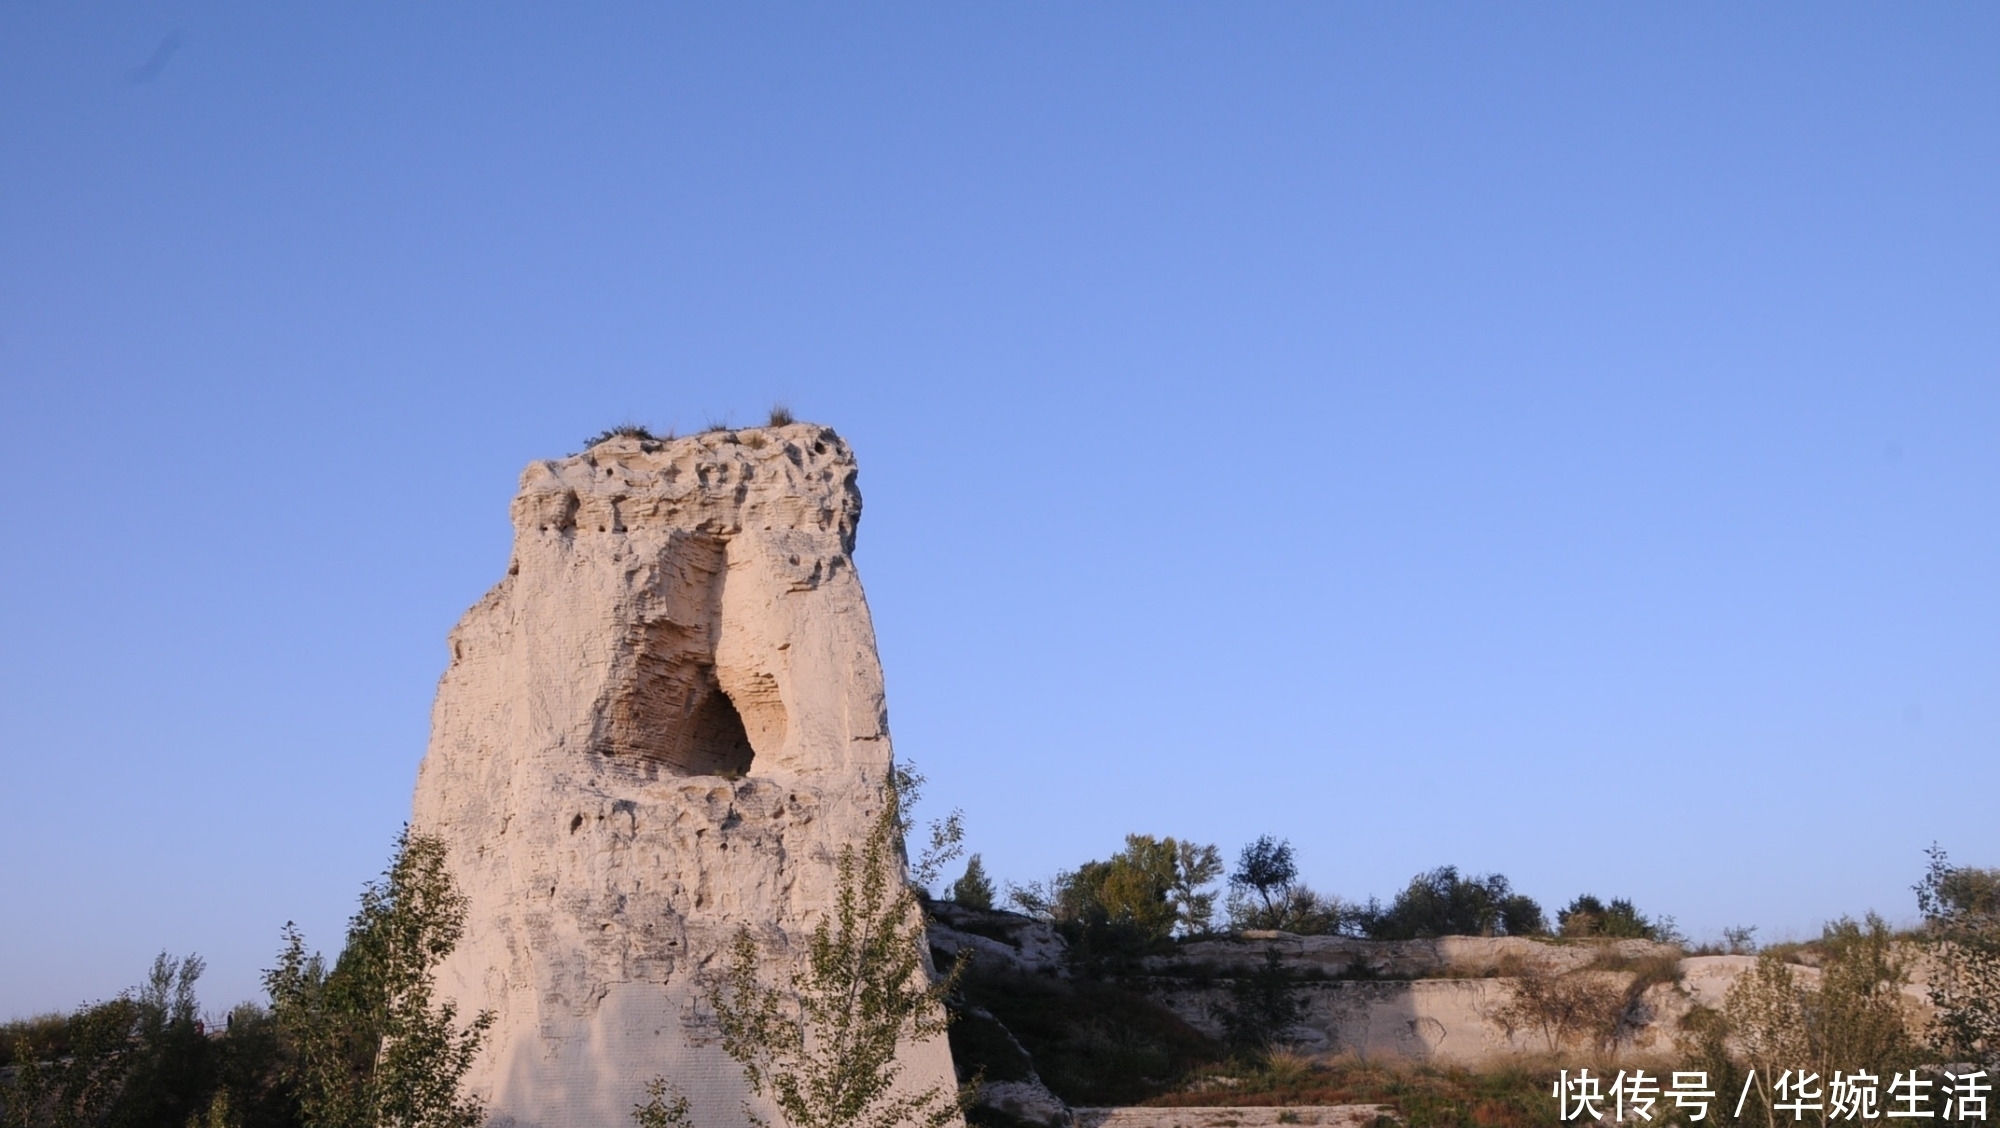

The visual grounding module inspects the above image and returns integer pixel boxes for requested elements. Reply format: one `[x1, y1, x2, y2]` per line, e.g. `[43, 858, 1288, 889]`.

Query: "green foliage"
[1718, 914, 1919, 1128]
[0, 953, 220, 1128]
[1223, 837, 1347, 935]
[1231, 837, 1297, 911]
[707, 777, 969, 1128]
[631, 1078, 695, 1128]
[1361, 867, 1545, 940]
[1226, 883, 1347, 935]
[1008, 834, 1223, 968]
[889, 763, 964, 891]
[0, 1013, 67, 1071]
[211, 1003, 301, 1128]
[1557, 894, 1667, 940]
[950, 856, 996, 912]
[265, 828, 492, 1128]
[1917, 845, 2000, 1069]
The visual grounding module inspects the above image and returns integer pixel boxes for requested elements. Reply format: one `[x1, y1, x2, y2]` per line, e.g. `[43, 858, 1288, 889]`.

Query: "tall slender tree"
[266, 828, 493, 1128]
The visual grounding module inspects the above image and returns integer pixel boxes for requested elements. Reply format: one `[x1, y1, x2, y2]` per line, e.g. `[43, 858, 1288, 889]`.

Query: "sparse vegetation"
[581, 423, 665, 449]
[1917, 845, 2000, 1071]
[631, 1077, 696, 1128]
[951, 963, 1216, 1107]
[1209, 948, 1308, 1056]
[2, 831, 486, 1128]
[705, 772, 971, 1128]
[1487, 962, 1631, 1053]
[1702, 914, 1921, 1128]
[768, 404, 796, 426]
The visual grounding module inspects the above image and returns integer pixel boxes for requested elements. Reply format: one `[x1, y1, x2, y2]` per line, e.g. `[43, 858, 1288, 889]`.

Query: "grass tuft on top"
[580, 423, 668, 449]
[767, 403, 796, 427]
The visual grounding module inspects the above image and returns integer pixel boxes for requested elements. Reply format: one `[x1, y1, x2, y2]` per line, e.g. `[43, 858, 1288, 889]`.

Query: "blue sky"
[2, 3, 1996, 1018]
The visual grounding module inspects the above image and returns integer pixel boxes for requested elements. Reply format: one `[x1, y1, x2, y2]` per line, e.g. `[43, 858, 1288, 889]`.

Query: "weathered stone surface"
[411, 425, 957, 1127]
[929, 900, 1070, 977]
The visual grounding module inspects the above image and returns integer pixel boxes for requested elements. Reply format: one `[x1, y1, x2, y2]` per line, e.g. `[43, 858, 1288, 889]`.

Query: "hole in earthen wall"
[594, 534, 786, 778]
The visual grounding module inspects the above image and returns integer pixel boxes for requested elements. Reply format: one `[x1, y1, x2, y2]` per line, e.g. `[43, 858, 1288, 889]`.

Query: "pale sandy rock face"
[410, 425, 957, 1128]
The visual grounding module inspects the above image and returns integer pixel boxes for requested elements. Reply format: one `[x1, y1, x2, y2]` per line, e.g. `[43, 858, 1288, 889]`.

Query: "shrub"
[1231, 837, 1297, 914]
[1362, 867, 1545, 940]
[1487, 963, 1629, 1053]
[1210, 948, 1308, 1056]
[1719, 914, 1919, 1128]
[1226, 884, 1348, 935]
[1557, 895, 1665, 940]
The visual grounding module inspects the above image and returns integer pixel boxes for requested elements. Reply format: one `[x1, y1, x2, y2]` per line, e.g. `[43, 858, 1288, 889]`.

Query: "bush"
[580, 423, 663, 449]
[1210, 948, 1308, 1056]
[1361, 867, 1545, 940]
[1718, 914, 1919, 1128]
[954, 965, 1217, 1107]
[1557, 894, 1669, 940]
[1487, 964, 1629, 1053]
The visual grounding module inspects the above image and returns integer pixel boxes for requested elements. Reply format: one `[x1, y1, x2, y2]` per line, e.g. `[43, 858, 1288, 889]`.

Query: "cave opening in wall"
[681, 672, 756, 776]
[596, 624, 768, 776]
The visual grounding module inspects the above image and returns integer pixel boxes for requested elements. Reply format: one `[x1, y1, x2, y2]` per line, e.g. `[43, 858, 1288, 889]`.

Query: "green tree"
[1225, 838, 1345, 935]
[1558, 894, 1666, 940]
[949, 855, 995, 911]
[1230, 837, 1296, 917]
[266, 828, 492, 1128]
[1363, 866, 1545, 940]
[1916, 845, 2000, 1069]
[707, 776, 969, 1128]
[1021, 835, 1223, 944]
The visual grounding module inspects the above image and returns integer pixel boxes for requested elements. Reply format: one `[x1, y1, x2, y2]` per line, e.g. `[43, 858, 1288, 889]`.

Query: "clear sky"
[3, 3, 1996, 1020]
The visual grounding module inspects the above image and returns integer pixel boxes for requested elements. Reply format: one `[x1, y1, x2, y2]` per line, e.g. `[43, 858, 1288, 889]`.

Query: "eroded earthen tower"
[410, 424, 955, 1127]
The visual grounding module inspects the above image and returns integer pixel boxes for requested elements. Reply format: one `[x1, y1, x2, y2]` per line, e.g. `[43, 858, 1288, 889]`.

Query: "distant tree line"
[975, 833, 1682, 963]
